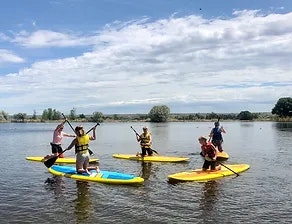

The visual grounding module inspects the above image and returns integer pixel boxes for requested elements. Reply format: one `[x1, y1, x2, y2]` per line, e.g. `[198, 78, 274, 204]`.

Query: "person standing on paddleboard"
[209, 121, 226, 152]
[49, 120, 75, 158]
[198, 136, 221, 171]
[136, 126, 153, 157]
[65, 125, 99, 174]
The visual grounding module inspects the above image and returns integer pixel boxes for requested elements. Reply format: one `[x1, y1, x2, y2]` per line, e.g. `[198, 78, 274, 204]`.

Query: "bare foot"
[77, 169, 87, 174]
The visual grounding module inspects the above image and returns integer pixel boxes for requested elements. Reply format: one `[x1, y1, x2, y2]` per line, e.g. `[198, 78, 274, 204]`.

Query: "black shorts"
[141, 147, 153, 156]
[50, 143, 62, 154]
[203, 160, 216, 170]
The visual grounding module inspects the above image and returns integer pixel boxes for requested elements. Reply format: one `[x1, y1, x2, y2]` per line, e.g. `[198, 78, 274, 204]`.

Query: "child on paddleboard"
[64, 125, 99, 174]
[198, 136, 221, 171]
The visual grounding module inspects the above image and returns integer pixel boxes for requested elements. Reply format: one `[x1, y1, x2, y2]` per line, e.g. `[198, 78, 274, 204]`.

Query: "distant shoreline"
[1, 111, 292, 123]
[1, 117, 292, 123]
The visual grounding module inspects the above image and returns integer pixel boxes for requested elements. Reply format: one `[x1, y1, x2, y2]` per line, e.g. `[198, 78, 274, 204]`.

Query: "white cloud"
[0, 33, 10, 41]
[1, 10, 292, 114]
[12, 30, 98, 48]
[0, 49, 24, 64]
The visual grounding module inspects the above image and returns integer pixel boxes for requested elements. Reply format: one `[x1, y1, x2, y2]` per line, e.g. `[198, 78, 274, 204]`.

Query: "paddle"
[61, 113, 100, 155]
[216, 161, 239, 176]
[130, 126, 159, 155]
[84, 122, 100, 155]
[44, 122, 100, 168]
[86, 123, 100, 134]
[44, 149, 69, 168]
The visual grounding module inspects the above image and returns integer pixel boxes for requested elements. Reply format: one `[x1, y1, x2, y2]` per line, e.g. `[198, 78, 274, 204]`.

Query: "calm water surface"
[0, 121, 291, 223]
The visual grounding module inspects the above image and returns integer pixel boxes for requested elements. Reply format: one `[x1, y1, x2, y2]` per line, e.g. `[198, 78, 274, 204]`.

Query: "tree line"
[1, 97, 291, 123]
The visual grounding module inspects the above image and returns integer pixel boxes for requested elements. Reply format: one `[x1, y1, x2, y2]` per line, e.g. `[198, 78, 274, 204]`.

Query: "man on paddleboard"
[136, 126, 153, 157]
[198, 136, 221, 171]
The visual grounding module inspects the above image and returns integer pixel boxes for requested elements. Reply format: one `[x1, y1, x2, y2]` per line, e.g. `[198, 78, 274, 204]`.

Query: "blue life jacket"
[212, 127, 222, 141]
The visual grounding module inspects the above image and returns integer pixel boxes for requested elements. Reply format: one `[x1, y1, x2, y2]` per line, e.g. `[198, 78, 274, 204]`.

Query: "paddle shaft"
[61, 113, 99, 155]
[130, 126, 140, 137]
[217, 160, 239, 176]
[130, 126, 158, 155]
[62, 113, 75, 133]
[86, 123, 100, 134]
[62, 113, 99, 134]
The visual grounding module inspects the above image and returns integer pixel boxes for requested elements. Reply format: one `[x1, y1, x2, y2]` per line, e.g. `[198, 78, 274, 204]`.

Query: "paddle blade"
[151, 149, 159, 155]
[88, 149, 94, 156]
[44, 156, 58, 168]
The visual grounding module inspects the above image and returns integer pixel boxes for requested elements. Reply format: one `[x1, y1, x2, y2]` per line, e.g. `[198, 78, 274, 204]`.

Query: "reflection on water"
[139, 162, 152, 180]
[74, 181, 92, 224]
[44, 176, 65, 196]
[198, 181, 220, 221]
[239, 122, 255, 128]
[274, 122, 292, 131]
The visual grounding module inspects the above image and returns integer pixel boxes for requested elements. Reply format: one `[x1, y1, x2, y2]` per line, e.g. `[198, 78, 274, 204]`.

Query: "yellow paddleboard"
[217, 151, 229, 161]
[26, 156, 99, 164]
[168, 164, 250, 182]
[112, 154, 189, 162]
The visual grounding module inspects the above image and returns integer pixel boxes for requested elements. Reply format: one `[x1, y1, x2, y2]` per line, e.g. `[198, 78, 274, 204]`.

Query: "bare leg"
[76, 153, 85, 173]
[83, 157, 90, 174]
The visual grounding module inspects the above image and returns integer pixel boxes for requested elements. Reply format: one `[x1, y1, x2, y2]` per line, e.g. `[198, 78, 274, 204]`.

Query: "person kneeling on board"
[198, 136, 221, 171]
[64, 126, 99, 175]
[136, 126, 153, 157]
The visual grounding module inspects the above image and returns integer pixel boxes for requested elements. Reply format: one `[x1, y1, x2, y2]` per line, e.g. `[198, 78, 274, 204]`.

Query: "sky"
[0, 0, 292, 115]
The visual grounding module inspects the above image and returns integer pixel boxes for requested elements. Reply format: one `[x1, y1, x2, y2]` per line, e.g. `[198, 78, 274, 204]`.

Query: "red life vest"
[201, 142, 215, 159]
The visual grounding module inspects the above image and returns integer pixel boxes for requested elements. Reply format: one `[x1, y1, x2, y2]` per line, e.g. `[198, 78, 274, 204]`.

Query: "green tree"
[32, 110, 37, 120]
[41, 108, 61, 120]
[79, 114, 86, 119]
[52, 109, 61, 120]
[237, 111, 253, 120]
[47, 108, 53, 120]
[13, 113, 27, 122]
[69, 108, 77, 120]
[91, 111, 103, 122]
[42, 109, 48, 120]
[148, 105, 170, 122]
[272, 97, 292, 117]
[206, 112, 218, 120]
[195, 113, 205, 119]
[0, 110, 9, 121]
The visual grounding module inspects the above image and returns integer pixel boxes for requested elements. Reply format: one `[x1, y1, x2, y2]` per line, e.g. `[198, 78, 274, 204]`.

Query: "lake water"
[0, 121, 291, 223]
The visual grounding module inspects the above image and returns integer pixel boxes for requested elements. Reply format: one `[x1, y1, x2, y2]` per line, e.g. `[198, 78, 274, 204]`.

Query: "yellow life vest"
[140, 132, 151, 148]
[76, 134, 90, 154]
